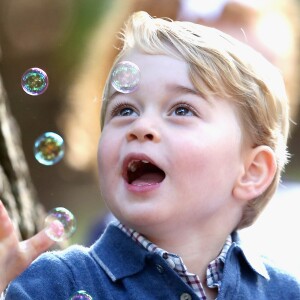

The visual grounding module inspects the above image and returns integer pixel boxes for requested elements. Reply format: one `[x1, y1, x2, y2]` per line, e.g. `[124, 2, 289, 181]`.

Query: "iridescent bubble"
[34, 132, 64, 165]
[70, 290, 93, 300]
[21, 67, 49, 96]
[45, 207, 77, 242]
[111, 61, 140, 93]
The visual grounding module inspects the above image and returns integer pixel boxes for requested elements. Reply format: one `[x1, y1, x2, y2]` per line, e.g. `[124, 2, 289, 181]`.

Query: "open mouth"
[125, 159, 166, 185]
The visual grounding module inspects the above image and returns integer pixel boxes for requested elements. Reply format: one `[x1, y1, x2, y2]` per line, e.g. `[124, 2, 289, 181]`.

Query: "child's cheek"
[97, 136, 109, 172]
[98, 130, 118, 174]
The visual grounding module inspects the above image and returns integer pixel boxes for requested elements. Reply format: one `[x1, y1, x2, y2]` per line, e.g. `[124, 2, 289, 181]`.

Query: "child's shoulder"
[262, 256, 300, 287]
[26, 243, 93, 275]
[222, 233, 300, 299]
[5, 243, 107, 299]
[5, 224, 135, 299]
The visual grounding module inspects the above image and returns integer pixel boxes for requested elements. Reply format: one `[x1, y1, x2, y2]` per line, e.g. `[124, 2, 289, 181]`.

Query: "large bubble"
[111, 61, 140, 93]
[45, 207, 76, 242]
[34, 132, 64, 165]
[21, 67, 49, 96]
[70, 290, 93, 300]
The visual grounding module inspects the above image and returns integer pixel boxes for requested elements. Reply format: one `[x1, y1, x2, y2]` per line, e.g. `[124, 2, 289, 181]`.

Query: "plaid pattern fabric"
[117, 222, 232, 299]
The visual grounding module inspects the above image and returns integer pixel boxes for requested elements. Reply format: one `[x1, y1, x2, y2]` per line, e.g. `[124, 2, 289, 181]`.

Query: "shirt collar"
[231, 231, 270, 280]
[90, 223, 148, 281]
[90, 223, 270, 282]
[117, 222, 232, 284]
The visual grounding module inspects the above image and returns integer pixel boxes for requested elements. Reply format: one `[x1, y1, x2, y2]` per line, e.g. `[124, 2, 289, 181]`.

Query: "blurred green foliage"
[55, 0, 112, 77]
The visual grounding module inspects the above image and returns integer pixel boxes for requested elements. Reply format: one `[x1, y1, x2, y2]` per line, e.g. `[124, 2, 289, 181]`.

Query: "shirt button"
[180, 293, 192, 300]
[156, 264, 164, 273]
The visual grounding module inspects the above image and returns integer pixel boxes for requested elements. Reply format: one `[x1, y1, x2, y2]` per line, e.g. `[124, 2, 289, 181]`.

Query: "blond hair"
[101, 11, 290, 229]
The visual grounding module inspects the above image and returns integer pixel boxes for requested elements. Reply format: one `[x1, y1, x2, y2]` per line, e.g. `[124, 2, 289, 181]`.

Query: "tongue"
[131, 172, 164, 185]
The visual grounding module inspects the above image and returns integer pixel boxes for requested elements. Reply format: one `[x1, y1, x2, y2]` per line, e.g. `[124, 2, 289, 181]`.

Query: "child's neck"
[145, 224, 231, 281]
[133, 204, 241, 283]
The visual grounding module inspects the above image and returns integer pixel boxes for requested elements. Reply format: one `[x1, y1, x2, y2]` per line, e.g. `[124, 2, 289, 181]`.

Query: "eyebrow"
[106, 84, 210, 104]
[166, 84, 211, 105]
[168, 84, 206, 98]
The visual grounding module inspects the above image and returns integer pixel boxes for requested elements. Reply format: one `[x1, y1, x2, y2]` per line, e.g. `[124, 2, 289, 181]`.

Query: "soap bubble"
[21, 67, 49, 96]
[70, 290, 93, 300]
[45, 207, 76, 242]
[111, 61, 140, 93]
[34, 132, 64, 165]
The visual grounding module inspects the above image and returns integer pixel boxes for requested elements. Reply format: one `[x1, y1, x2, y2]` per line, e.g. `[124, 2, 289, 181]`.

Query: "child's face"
[98, 49, 246, 234]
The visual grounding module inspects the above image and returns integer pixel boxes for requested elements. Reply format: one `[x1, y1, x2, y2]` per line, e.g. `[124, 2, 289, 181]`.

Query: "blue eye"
[119, 107, 135, 116]
[110, 102, 138, 117]
[174, 107, 192, 116]
[171, 103, 196, 116]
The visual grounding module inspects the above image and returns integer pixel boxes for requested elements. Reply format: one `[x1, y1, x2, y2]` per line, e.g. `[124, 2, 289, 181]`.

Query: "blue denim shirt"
[5, 224, 300, 299]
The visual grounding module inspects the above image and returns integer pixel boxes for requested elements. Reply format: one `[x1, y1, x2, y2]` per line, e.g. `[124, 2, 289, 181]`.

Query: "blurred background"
[0, 0, 299, 274]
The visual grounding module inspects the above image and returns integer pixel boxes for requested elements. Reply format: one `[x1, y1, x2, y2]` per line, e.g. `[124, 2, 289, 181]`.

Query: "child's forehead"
[104, 46, 240, 105]
[105, 55, 216, 109]
[107, 50, 194, 96]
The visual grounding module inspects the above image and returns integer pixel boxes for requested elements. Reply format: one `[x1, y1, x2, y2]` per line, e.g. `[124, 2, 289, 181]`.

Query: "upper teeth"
[128, 160, 149, 172]
[129, 162, 137, 172]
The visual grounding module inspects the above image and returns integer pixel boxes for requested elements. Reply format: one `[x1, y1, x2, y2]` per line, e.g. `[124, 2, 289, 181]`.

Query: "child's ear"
[233, 145, 277, 202]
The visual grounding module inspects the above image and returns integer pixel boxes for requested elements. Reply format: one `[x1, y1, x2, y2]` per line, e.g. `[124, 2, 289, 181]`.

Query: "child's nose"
[126, 118, 161, 143]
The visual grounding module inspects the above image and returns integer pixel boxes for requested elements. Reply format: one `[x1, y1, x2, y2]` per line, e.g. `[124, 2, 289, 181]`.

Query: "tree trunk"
[0, 74, 45, 241]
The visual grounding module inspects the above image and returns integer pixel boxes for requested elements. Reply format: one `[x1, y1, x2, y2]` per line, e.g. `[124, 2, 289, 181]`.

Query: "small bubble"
[34, 132, 64, 165]
[111, 61, 140, 93]
[45, 207, 76, 242]
[70, 290, 93, 300]
[21, 67, 49, 96]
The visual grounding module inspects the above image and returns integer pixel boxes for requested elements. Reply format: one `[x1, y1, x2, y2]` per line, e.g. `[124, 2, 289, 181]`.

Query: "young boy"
[1, 11, 300, 299]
